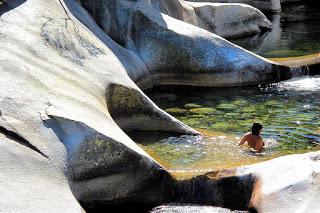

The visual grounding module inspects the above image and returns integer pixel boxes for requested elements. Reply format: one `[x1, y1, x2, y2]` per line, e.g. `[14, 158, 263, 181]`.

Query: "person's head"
[251, 123, 263, 136]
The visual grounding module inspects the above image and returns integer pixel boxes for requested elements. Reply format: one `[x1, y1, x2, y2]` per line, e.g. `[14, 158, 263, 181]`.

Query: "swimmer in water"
[238, 123, 265, 153]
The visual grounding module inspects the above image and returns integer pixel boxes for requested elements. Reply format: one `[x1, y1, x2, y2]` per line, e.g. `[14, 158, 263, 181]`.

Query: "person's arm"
[238, 134, 248, 146]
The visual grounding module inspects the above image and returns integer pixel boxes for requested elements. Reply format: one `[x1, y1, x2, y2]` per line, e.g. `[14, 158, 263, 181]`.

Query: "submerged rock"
[190, 108, 217, 115]
[166, 108, 189, 115]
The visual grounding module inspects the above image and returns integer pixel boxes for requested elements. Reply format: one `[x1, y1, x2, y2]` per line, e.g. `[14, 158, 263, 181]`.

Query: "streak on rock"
[0, 125, 49, 158]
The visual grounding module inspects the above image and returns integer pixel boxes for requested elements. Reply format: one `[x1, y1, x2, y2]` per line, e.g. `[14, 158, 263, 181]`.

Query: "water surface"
[130, 76, 320, 173]
[230, 3, 320, 58]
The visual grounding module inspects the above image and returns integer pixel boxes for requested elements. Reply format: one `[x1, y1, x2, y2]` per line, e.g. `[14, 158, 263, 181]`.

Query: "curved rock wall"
[0, 0, 317, 212]
[0, 0, 190, 210]
[153, 0, 272, 38]
[77, 0, 290, 90]
[79, 0, 272, 40]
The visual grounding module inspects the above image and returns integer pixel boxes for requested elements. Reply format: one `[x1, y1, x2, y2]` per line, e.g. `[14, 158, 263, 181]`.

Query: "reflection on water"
[131, 76, 320, 171]
[230, 3, 320, 58]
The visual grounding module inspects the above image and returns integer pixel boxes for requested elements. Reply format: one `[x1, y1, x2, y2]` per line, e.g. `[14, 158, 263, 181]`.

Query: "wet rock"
[273, 54, 320, 76]
[151, 205, 247, 213]
[166, 108, 189, 115]
[173, 170, 258, 210]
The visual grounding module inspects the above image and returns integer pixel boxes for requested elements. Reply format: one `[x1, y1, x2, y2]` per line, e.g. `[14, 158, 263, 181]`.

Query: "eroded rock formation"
[74, 0, 290, 90]
[0, 0, 318, 212]
[79, 0, 272, 39]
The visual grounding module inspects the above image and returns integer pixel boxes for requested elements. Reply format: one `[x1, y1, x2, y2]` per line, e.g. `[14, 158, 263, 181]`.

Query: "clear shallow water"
[130, 76, 320, 172]
[229, 3, 320, 58]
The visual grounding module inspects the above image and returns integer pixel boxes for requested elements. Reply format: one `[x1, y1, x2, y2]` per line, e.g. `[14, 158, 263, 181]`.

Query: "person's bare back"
[238, 123, 265, 153]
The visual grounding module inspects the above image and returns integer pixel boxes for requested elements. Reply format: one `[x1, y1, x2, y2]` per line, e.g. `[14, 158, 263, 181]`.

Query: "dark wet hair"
[251, 123, 263, 136]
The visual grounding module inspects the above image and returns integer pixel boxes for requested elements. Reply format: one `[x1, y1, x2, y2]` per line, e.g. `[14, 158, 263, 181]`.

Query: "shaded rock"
[229, 2, 320, 60]
[172, 170, 258, 210]
[46, 115, 174, 205]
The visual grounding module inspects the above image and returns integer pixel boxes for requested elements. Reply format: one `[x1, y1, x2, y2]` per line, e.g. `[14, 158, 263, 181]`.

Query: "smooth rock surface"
[164, 151, 320, 213]
[238, 151, 320, 213]
[78, 0, 290, 90]
[187, 0, 282, 12]
[0, 0, 193, 210]
[0, 0, 318, 212]
[154, 1, 272, 38]
[151, 205, 247, 213]
[79, 0, 272, 39]
[0, 133, 83, 213]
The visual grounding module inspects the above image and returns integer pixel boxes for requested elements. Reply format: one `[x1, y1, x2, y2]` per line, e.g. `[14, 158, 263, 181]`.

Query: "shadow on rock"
[173, 170, 260, 212]
[0, 0, 26, 16]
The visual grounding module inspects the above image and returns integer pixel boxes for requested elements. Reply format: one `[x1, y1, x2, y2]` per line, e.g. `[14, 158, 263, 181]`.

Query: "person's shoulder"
[245, 132, 251, 136]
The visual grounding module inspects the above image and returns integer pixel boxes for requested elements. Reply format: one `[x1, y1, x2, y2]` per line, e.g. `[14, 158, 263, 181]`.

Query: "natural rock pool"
[129, 76, 320, 175]
[230, 3, 320, 58]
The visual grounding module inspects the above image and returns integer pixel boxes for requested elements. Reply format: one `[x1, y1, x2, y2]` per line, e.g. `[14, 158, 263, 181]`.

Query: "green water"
[130, 76, 320, 172]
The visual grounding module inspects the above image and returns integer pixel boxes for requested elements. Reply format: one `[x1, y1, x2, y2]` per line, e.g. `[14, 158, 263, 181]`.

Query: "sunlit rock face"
[153, 1, 272, 39]
[151, 205, 248, 213]
[149, 151, 320, 213]
[78, 0, 290, 90]
[0, 0, 194, 211]
[78, 0, 272, 40]
[238, 151, 320, 213]
[0, 0, 315, 212]
[186, 0, 282, 12]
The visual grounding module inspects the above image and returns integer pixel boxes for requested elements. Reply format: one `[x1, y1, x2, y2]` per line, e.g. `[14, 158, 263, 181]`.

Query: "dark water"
[230, 3, 320, 58]
[131, 77, 320, 172]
